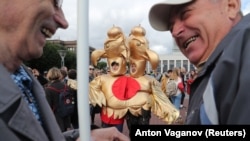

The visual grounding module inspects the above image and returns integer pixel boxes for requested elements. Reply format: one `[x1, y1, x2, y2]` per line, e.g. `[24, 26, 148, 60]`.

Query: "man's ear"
[227, 0, 241, 19]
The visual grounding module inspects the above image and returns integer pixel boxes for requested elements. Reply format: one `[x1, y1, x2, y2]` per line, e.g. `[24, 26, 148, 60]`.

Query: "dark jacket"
[0, 64, 78, 141]
[45, 80, 72, 132]
[186, 14, 250, 124]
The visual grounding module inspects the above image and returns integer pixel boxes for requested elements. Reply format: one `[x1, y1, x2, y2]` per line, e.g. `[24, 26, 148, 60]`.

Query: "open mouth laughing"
[183, 35, 199, 49]
[41, 27, 53, 38]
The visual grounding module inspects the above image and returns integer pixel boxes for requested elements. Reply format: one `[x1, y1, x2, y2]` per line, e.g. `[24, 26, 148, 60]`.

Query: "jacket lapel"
[23, 65, 65, 141]
[0, 65, 66, 141]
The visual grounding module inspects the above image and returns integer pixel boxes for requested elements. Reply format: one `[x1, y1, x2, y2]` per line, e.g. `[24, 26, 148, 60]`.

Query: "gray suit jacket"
[0, 64, 66, 141]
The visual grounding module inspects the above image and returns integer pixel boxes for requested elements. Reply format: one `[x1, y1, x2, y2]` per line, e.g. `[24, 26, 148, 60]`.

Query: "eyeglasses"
[54, 0, 63, 8]
[89, 68, 94, 70]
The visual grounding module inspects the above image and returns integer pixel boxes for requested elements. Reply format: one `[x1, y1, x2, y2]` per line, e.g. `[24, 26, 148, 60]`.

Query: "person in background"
[149, 70, 162, 82]
[89, 65, 101, 125]
[89, 65, 95, 82]
[45, 67, 72, 132]
[149, 0, 250, 124]
[155, 71, 163, 82]
[179, 67, 187, 109]
[0, 0, 130, 140]
[32, 68, 48, 87]
[168, 67, 182, 110]
[60, 68, 68, 84]
[61, 66, 68, 74]
[161, 69, 173, 102]
[161, 70, 171, 93]
[43, 70, 48, 78]
[67, 69, 79, 129]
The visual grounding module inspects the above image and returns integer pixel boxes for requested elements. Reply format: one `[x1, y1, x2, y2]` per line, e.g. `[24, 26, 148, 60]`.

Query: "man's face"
[112, 64, 119, 71]
[0, 0, 68, 61]
[130, 63, 136, 73]
[89, 67, 94, 74]
[169, 0, 239, 66]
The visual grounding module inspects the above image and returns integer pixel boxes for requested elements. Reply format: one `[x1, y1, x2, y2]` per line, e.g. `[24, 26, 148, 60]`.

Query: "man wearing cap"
[149, 0, 250, 124]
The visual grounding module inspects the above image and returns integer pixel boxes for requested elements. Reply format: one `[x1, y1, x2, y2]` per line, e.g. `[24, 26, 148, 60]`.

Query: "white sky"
[53, 0, 250, 55]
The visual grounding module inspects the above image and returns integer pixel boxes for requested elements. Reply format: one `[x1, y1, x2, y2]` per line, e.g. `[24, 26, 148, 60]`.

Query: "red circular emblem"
[112, 76, 140, 100]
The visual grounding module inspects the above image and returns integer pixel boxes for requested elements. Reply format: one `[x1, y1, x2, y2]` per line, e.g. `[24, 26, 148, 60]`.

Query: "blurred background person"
[44, 67, 72, 132]
[179, 67, 187, 109]
[67, 69, 78, 129]
[32, 68, 48, 87]
[89, 65, 101, 124]
[161, 69, 173, 103]
[169, 67, 182, 110]
[60, 68, 68, 84]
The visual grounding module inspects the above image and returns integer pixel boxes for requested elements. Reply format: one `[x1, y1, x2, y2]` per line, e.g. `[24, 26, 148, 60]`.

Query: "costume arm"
[89, 76, 106, 107]
[150, 78, 180, 124]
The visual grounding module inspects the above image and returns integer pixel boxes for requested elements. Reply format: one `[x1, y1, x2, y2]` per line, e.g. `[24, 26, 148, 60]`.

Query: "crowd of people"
[27, 60, 195, 138]
[1, 0, 249, 140]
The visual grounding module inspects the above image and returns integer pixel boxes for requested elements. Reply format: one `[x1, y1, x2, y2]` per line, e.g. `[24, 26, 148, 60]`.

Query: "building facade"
[147, 44, 196, 73]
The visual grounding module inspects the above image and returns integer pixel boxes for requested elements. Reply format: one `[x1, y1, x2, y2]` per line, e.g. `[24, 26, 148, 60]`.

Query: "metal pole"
[57, 50, 67, 68]
[61, 57, 64, 67]
[77, 0, 90, 140]
[62, 57, 65, 67]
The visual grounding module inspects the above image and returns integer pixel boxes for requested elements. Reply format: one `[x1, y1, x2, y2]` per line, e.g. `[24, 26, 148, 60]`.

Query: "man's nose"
[171, 20, 184, 38]
[54, 8, 69, 29]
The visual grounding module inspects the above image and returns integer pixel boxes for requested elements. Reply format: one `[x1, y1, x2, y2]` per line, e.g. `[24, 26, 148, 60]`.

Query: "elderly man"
[149, 0, 250, 124]
[0, 0, 129, 140]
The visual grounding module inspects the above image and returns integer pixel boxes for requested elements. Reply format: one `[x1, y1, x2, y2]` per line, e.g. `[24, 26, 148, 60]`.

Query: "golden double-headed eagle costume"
[89, 25, 179, 129]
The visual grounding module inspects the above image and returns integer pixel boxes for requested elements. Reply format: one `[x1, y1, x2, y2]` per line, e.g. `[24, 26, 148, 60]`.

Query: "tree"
[65, 51, 76, 69]
[97, 61, 107, 70]
[24, 42, 76, 73]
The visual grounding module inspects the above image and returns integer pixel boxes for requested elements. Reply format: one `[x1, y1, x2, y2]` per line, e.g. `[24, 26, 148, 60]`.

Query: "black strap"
[46, 85, 67, 93]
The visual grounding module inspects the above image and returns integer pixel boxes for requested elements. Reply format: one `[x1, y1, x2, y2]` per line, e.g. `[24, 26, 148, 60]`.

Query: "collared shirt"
[11, 66, 42, 124]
